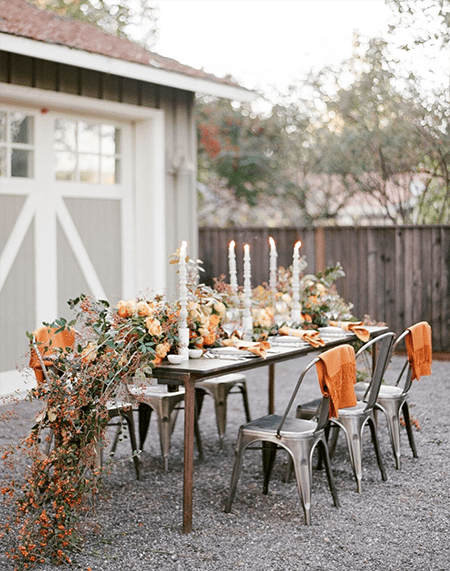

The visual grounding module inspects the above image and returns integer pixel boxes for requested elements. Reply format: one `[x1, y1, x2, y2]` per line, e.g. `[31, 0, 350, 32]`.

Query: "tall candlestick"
[178, 241, 189, 359]
[291, 241, 302, 324]
[242, 244, 253, 339]
[228, 240, 238, 293]
[269, 236, 277, 294]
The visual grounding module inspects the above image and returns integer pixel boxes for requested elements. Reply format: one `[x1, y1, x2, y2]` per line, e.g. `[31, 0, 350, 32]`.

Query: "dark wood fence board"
[199, 225, 450, 351]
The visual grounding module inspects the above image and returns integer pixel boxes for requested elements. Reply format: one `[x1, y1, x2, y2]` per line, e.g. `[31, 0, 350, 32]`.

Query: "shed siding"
[0, 52, 197, 372]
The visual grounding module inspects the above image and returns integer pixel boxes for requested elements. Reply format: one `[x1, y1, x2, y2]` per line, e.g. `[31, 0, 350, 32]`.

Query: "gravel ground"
[0, 355, 449, 571]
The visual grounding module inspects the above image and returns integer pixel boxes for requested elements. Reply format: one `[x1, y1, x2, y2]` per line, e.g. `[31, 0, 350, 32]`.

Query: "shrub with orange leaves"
[1, 294, 180, 569]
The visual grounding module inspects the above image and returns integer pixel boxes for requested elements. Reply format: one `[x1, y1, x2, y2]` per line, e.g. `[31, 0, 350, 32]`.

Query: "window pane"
[101, 125, 120, 154]
[79, 154, 100, 183]
[0, 147, 7, 176]
[55, 152, 76, 181]
[78, 122, 100, 153]
[0, 112, 6, 142]
[55, 119, 76, 152]
[11, 149, 33, 177]
[101, 156, 121, 185]
[11, 113, 33, 144]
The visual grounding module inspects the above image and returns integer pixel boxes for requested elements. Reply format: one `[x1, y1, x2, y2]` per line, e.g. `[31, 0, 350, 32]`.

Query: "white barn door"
[0, 105, 134, 372]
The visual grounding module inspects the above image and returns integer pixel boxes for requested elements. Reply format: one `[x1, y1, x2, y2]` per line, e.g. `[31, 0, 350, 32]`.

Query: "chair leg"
[333, 418, 364, 493]
[240, 384, 252, 423]
[402, 401, 418, 459]
[194, 403, 203, 460]
[211, 384, 229, 449]
[368, 416, 387, 482]
[291, 450, 313, 525]
[195, 388, 206, 419]
[156, 413, 172, 472]
[138, 403, 152, 451]
[122, 410, 140, 480]
[318, 439, 340, 508]
[224, 432, 245, 513]
[109, 417, 123, 456]
[262, 441, 278, 495]
[377, 400, 402, 469]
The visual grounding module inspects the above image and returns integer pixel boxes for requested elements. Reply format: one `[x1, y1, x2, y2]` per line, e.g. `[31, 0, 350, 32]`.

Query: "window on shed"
[0, 110, 35, 178]
[54, 119, 121, 184]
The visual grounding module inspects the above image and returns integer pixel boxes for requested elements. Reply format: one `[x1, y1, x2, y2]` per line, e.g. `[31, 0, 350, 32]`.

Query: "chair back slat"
[355, 332, 396, 410]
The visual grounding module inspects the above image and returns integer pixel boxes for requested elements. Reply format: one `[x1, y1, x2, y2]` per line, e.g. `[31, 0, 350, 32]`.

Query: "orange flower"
[136, 301, 152, 317]
[209, 313, 221, 328]
[145, 317, 162, 337]
[301, 313, 313, 323]
[203, 332, 216, 346]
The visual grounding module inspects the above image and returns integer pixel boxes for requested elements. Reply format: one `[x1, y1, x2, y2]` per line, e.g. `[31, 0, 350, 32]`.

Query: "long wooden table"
[154, 326, 387, 533]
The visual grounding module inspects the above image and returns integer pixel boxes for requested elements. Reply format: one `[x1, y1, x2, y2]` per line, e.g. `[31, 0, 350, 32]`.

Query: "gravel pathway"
[0, 356, 449, 571]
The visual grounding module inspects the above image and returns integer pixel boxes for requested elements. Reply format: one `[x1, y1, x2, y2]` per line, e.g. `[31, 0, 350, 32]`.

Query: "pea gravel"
[0, 355, 449, 571]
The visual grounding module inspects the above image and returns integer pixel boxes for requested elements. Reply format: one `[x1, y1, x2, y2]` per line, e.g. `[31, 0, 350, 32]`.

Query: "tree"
[28, 0, 159, 49]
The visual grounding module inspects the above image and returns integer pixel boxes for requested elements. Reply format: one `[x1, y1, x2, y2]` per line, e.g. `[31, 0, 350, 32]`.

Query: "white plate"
[268, 335, 309, 344]
[210, 347, 259, 358]
[318, 327, 350, 336]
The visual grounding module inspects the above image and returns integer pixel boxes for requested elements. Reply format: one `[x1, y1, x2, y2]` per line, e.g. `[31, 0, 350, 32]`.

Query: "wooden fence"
[199, 226, 450, 353]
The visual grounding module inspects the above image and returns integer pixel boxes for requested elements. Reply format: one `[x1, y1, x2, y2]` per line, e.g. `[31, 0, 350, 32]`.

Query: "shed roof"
[0, 0, 254, 101]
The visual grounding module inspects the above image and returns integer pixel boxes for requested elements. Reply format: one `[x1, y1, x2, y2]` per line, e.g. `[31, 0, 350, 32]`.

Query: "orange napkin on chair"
[328, 320, 370, 342]
[278, 326, 325, 348]
[29, 326, 76, 383]
[315, 344, 357, 418]
[222, 337, 271, 358]
[405, 321, 432, 381]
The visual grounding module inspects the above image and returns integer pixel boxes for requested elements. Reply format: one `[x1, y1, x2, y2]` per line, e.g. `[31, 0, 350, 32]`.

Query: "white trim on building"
[0, 32, 255, 102]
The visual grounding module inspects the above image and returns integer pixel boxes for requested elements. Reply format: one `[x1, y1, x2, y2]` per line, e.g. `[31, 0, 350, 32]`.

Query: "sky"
[154, 0, 393, 95]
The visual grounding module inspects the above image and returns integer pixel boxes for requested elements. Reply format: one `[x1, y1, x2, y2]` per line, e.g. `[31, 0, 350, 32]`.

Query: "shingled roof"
[0, 0, 253, 100]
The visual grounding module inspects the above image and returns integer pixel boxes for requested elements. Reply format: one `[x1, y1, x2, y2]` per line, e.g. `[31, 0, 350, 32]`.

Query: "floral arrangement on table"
[275, 260, 354, 328]
[214, 258, 356, 341]
[186, 285, 226, 349]
[1, 293, 180, 569]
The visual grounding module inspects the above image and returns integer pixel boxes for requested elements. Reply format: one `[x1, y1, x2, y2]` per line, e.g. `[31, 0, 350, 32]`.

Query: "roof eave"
[0, 32, 255, 102]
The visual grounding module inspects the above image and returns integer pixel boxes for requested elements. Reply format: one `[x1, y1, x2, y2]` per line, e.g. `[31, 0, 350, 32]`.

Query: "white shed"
[0, 0, 253, 391]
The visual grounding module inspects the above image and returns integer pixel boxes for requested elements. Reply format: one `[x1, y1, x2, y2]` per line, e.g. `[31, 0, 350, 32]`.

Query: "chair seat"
[242, 414, 317, 437]
[195, 373, 251, 448]
[335, 401, 367, 417]
[196, 372, 246, 389]
[355, 382, 403, 399]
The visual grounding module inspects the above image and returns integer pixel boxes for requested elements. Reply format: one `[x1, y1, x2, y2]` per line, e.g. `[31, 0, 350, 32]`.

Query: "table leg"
[182, 376, 195, 534]
[268, 363, 275, 414]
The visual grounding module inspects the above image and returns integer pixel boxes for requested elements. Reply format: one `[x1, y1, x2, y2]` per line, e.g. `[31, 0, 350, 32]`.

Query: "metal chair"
[296, 332, 395, 493]
[224, 350, 342, 525]
[131, 383, 203, 471]
[30, 328, 141, 479]
[195, 373, 251, 448]
[354, 326, 429, 469]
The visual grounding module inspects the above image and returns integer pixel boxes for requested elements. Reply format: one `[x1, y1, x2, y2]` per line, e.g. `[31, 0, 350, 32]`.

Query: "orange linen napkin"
[315, 344, 357, 418]
[278, 326, 326, 348]
[405, 321, 432, 381]
[222, 337, 271, 358]
[328, 320, 370, 343]
[29, 326, 76, 384]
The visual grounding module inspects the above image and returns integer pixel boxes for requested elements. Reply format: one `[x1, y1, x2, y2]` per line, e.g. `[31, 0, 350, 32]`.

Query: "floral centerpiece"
[276, 260, 354, 328]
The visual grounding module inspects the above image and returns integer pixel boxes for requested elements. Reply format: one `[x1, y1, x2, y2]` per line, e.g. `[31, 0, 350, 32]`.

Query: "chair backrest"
[30, 326, 76, 383]
[276, 343, 357, 436]
[276, 356, 321, 437]
[355, 332, 396, 410]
